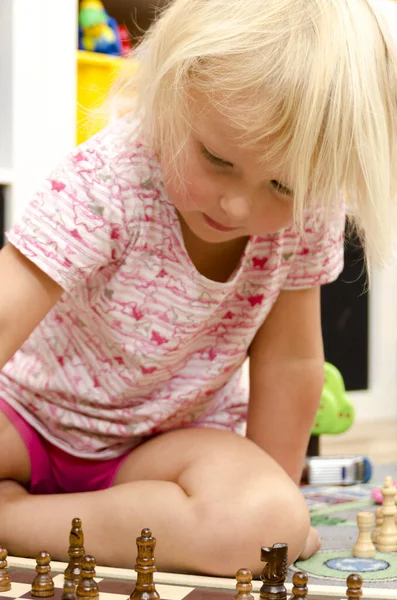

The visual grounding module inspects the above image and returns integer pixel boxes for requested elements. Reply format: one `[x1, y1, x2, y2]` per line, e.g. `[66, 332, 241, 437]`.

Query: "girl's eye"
[201, 146, 233, 168]
[271, 180, 294, 197]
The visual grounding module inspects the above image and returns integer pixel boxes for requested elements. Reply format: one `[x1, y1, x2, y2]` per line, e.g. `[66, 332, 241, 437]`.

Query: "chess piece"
[234, 569, 254, 600]
[259, 543, 288, 600]
[372, 507, 383, 544]
[76, 555, 99, 600]
[346, 573, 363, 600]
[376, 476, 397, 552]
[31, 551, 55, 597]
[290, 572, 308, 600]
[352, 512, 376, 558]
[0, 547, 11, 592]
[130, 529, 160, 600]
[63, 580, 77, 600]
[64, 518, 85, 582]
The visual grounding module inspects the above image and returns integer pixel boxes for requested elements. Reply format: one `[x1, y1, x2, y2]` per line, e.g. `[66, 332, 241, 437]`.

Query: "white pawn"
[376, 476, 397, 553]
[353, 512, 376, 558]
[372, 506, 383, 544]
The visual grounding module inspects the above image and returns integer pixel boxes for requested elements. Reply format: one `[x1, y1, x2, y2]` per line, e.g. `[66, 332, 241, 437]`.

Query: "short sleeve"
[6, 137, 137, 292]
[282, 202, 346, 290]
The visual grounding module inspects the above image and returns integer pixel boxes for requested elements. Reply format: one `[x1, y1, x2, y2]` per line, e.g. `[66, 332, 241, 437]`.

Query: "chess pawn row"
[368, 477, 397, 553]
[64, 517, 85, 583]
[372, 507, 397, 543]
[76, 555, 99, 600]
[63, 554, 100, 600]
[371, 507, 383, 544]
[32, 552, 55, 598]
[372, 500, 397, 545]
[376, 476, 397, 553]
[0, 547, 11, 593]
[62, 554, 99, 600]
[234, 569, 254, 600]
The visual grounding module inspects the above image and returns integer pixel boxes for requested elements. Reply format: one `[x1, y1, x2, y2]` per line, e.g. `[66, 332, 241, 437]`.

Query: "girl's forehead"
[190, 92, 238, 137]
[190, 94, 256, 153]
[190, 94, 291, 179]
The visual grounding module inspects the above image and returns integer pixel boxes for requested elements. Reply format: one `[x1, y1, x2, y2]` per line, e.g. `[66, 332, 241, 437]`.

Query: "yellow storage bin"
[77, 50, 126, 145]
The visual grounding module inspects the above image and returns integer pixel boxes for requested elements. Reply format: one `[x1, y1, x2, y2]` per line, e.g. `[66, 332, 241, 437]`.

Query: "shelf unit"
[0, 0, 77, 228]
[1, 0, 397, 421]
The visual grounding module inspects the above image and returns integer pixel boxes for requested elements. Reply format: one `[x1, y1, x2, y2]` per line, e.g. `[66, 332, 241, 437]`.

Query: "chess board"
[297, 478, 397, 587]
[1, 556, 397, 600]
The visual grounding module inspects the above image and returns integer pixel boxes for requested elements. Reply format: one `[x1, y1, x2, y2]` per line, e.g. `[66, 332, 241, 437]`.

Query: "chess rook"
[76, 555, 99, 600]
[352, 512, 376, 558]
[64, 518, 85, 582]
[372, 506, 383, 544]
[31, 551, 55, 598]
[0, 547, 11, 593]
[259, 543, 288, 600]
[130, 528, 160, 600]
[234, 569, 254, 600]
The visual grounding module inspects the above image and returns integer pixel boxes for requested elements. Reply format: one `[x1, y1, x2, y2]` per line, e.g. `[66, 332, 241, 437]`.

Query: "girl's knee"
[191, 474, 310, 576]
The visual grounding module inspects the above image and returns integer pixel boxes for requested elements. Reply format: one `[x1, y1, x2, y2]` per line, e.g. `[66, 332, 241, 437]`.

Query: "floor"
[321, 419, 397, 464]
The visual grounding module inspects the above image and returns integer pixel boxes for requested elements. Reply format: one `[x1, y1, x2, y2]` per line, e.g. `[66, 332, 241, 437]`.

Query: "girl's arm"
[0, 244, 62, 370]
[247, 286, 325, 484]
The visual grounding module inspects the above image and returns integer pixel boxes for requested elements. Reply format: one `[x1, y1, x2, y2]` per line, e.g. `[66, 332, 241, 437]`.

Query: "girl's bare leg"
[0, 428, 311, 576]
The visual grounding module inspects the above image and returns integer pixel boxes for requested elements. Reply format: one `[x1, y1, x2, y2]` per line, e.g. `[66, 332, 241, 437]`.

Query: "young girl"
[0, 0, 396, 577]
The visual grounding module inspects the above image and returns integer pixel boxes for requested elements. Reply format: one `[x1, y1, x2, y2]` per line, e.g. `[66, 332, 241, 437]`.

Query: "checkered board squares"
[2, 557, 397, 600]
[0, 572, 194, 600]
[0, 571, 231, 600]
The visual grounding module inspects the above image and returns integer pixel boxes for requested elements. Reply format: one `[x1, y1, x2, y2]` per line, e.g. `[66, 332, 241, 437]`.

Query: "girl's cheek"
[249, 199, 294, 235]
[162, 172, 202, 212]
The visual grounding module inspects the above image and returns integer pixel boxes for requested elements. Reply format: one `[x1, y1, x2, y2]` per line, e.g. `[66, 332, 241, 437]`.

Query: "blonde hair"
[110, 0, 397, 270]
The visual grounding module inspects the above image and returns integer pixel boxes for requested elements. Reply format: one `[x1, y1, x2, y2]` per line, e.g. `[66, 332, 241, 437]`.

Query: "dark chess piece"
[129, 528, 160, 600]
[234, 568, 254, 600]
[0, 547, 11, 592]
[346, 574, 363, 600]
[63, 580, 77, 600]
[259, 543, 288, 600]
[31, 551, 55, 597]
[291, 572, 308, 600]
[76, 555, 99, 600]
[64, 518, 85, 582]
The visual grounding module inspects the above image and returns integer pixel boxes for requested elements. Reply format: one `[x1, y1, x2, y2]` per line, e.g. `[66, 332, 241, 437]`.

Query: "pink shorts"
[0, 399, 131, 494]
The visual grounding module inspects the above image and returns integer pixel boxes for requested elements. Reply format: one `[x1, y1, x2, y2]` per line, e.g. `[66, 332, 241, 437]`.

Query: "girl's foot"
[299, 525, 321, 560]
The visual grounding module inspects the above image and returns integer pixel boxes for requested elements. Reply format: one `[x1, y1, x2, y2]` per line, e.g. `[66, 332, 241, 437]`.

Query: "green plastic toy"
[311, 362, 355, 436]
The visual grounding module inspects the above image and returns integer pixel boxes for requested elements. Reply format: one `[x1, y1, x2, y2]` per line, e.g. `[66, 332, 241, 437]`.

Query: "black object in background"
[0, 187, 4, 248]
[102, 0, 166, 40]
[321, 226, 368, 391]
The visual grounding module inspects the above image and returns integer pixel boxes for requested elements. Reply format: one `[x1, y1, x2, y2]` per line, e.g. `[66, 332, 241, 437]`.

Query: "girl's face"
[160, 93, 295, 243]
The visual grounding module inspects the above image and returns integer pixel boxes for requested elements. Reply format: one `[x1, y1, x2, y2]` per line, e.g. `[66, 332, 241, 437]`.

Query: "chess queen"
[0, 0, 396, 577]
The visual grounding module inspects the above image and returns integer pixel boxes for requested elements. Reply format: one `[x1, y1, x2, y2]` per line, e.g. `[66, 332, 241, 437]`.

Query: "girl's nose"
[220, 194, 251, 222]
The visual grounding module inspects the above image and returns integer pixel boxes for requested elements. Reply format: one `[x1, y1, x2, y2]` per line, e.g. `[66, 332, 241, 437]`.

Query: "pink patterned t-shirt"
[1, 116, 345, 458]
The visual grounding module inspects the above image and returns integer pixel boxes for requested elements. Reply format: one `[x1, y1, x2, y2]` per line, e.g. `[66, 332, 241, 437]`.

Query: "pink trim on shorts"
[0, 398, 131, 494]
